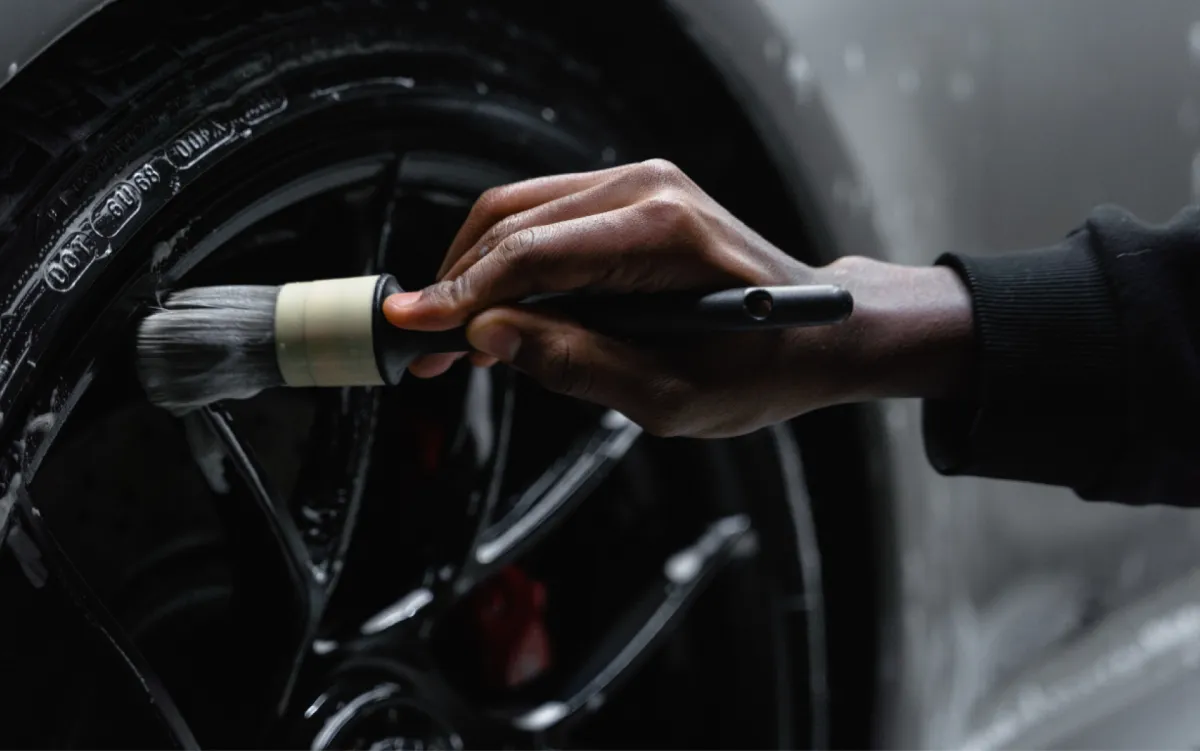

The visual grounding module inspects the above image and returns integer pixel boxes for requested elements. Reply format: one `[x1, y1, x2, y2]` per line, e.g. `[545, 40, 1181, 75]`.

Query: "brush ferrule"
[274, 275, 384, 387]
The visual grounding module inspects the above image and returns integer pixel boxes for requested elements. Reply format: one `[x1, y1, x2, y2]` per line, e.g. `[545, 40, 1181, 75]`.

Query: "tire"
[0, 1, 826, 748]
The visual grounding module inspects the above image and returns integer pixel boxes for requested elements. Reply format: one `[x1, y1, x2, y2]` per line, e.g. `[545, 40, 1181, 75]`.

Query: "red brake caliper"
[470, 565, 552, 689]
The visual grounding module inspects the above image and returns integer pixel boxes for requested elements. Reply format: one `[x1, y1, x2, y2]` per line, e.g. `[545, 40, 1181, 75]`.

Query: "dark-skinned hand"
[383, 159, 973, 438]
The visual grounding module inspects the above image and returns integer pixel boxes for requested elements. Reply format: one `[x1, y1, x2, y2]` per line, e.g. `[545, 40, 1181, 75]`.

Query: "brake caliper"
[469, 565, 551, 689]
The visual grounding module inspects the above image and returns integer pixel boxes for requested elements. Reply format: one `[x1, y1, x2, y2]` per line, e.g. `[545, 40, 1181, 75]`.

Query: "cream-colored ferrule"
[274, 275, 384, 388]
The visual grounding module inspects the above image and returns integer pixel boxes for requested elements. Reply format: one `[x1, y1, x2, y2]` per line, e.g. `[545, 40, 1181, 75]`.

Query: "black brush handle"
[522, 285, 853, 332]
[372, 276, 853, 384]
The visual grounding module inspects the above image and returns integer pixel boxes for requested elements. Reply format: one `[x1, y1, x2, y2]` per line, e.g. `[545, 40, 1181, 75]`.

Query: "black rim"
[0, 62, 823, 750]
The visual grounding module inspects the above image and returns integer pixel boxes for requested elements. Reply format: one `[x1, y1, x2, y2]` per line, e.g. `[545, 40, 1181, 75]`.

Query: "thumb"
[466, 307, 649, 407]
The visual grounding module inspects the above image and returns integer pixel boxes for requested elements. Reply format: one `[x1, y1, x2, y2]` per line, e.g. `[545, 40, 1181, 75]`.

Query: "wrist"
[807, 255, 975, 403]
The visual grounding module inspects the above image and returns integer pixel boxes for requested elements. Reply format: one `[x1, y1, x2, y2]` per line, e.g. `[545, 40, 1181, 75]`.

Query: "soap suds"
[24, 412, 55, 435]
[150, 225, 191, 270]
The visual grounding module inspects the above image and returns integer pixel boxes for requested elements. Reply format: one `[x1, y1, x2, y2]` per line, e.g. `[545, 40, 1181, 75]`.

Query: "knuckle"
[639, 158, 684, 185]
[639, 193, 695, 234]
[495, 226, 541, 265]
[473, 185, 511, 217]
[478, 214, 521, 251]
[433, 274, 473, 308]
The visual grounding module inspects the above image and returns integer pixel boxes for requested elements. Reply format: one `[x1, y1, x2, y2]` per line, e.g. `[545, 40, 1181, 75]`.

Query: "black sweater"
[923, 205, 1200, 506]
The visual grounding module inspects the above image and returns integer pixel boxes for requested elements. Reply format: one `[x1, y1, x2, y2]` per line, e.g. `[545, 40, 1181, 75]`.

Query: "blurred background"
[3, 1, 1200, 749]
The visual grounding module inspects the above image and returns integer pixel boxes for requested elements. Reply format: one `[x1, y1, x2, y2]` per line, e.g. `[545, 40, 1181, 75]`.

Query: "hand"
[383, 159, 973, 437]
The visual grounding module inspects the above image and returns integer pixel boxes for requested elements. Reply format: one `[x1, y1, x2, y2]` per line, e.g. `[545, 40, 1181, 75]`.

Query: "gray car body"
[5, 1, 1198, 748]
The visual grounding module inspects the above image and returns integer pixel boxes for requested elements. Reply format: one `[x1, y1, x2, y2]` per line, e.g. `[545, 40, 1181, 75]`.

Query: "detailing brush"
[135, 273, 853, 413]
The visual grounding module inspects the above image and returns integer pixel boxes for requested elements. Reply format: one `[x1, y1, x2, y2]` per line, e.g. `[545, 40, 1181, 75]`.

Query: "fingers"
[393, 160, 714, 379]
[406, 351, 493, 379]
[384, 197, 712, 331]
[439, 175, 644, 283]
[464, 307, 687, 424]
[407, 352, 465, 378]
[436, 165, 634, 279]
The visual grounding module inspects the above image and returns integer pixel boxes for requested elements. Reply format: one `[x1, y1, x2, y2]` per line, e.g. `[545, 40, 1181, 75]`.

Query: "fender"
[663, 0, 886, 265]
[0, 0, 116, 88]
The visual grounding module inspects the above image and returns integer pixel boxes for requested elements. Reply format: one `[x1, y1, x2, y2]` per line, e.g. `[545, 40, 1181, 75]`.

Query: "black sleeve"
[922, 204, 1200, 506]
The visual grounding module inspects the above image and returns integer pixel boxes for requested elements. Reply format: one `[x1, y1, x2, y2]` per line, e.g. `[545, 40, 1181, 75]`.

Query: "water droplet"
[475, 81, 489, 95]
[5, 62, 16, 80]
[763, 37, 784, 63]
[0, 360, 10, 381]
[600, 146, 617, 164]
[898, 68, 921, 93]
[949, 71, 976, 102]
[1189, 22, 1200, 63]
[787, 53, 813, 83]
[785, 52, 817, 102]
[843, 44, 866, 74]
[541, 107, 557, 123]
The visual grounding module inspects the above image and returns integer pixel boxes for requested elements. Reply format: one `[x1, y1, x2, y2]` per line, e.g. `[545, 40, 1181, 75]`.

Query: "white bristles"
[136, 285, 284, 413]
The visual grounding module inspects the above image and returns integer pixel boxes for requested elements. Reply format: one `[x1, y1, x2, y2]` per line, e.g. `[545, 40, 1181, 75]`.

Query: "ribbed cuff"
[922, 231, 1127, 491]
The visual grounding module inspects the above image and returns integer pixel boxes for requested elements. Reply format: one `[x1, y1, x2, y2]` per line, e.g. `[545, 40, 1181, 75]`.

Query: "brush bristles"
[136, 285, 284, 413]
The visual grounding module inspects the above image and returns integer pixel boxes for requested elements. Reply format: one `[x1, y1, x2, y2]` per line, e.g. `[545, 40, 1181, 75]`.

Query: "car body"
[4, 1, 1199, 748]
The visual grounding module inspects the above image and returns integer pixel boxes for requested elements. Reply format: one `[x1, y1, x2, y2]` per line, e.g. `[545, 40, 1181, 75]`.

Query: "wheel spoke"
[188, 407, 319, 598]
[6, 496, 200, 749]
[285, 160, 406, 595]
[502, 514, 757, 735]
[368, 158, 404, 274]
[187, 406, 322, 717]
[466, 410, 642, 583]
[288, 387, 380, 593]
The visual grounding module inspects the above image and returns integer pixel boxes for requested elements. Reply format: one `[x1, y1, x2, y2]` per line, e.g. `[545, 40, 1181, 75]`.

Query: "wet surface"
[747, 1, 1200, 746]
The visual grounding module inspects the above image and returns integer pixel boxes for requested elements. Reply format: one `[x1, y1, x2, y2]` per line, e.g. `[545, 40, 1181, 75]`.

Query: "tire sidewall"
[0, 4, 629, 460]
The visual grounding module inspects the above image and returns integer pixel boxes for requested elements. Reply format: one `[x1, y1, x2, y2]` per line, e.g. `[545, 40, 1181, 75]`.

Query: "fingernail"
[468, 321, 521, 362]
[383, 291, 421, 311]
